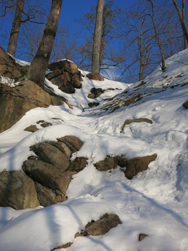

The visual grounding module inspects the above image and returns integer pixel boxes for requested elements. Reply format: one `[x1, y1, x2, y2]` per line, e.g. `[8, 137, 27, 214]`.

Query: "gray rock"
[35, 182, 67, 207]
[0, 170, 40, 209]
[22, 159, 73, 194]
[49, 141, 72, 158]
[57, 135, 83, 153]
[31, 141, 70, 171]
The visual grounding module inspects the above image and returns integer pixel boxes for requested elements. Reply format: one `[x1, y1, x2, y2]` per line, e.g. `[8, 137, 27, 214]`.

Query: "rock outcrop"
[0, 170, 40, 209]
[31, 141, 70, 170]
[0, 80, 65, 133]
[0, 132, 157, 210]
[95, 153, 157, 179]
[0, 46, 21, 79]
[0, 135, 85, 209]
[46, 60, 83, 94]
[21, 136, 84, 208]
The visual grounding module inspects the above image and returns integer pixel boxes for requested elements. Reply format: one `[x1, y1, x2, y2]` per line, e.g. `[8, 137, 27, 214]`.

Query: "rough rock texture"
[183, 100, 188, 109]
[68, 157, 88, 172]
[0, 170, 40, 209]
[88, 87, 105, 99]
[0, 46, 21, 79]
[95, 156, 116, 171]
[123, 154, 157, 179]
[35, 182, 67, 207]
[86, 73, 104, 81]
[84, 213, 122, 236]
[58, 135, 84, 153]
[31, 141, 70, 170]
[22, 159, 73, 195]
[96, 153, 157, 179]
[46, 60, 83, 94]
[120, 118, 153, 133]
[0, 80, 65, 133]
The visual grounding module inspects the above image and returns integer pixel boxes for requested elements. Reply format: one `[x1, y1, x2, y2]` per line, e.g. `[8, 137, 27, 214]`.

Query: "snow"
[1, 49, 188, 250]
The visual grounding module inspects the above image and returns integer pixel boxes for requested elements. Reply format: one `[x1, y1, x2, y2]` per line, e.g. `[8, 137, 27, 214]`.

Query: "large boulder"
[22, 159, 73, 195]
[35, 182, 67, 207]
[0, 80, 64, 133]
[46, 60, 83, 94]
[0, 46, 21, 79]
[31, 141, 70, 171]
[0, 170, 40, 209]
[0, 136, 84, 210]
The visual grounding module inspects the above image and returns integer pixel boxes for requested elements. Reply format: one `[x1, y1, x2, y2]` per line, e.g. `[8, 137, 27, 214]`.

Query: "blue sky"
[59, 0, 128, 27]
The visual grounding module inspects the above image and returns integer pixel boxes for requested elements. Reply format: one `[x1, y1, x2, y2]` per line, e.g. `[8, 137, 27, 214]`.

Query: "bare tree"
[147, 0, 166, 71]
[7, 0, 25, 56]
[91, 0, 104, 74]
[172, 0, 188, 49]
[2, 0, 49, 57]
[0, 0, 16, 18]
[29, 0, 62, 88]
[117, 2, 160, 81]
[75, 0, 121, 75]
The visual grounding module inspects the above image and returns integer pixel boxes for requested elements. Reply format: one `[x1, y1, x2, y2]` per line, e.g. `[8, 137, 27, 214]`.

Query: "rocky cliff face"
[0, 47, 81, 133]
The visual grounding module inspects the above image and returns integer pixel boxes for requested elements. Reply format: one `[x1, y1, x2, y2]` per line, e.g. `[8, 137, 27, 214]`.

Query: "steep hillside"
[0, 50, 188, 251]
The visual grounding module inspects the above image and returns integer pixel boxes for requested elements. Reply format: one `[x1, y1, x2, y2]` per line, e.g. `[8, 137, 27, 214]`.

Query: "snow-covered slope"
[0, 50, 188, 251]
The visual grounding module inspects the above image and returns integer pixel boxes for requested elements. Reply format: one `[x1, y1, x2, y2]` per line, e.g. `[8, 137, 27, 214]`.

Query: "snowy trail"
[1, 50, 188, 250]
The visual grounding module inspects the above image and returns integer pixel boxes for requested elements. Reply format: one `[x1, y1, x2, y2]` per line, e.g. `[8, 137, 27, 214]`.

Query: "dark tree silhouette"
[29, 0, 62, 89]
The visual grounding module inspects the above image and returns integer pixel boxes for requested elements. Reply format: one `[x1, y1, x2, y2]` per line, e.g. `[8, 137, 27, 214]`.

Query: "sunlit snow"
[0, 50, 188, 251]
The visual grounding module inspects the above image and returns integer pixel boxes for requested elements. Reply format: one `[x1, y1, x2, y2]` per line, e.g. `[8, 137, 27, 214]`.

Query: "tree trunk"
[91, 0, 104, 74]
[148, 0, 166, 71]
[99, 31, 105, 70]
[29, 0, 62, 89]
[173, 0, 188, 49]
[139, 26, 145, 81]
[7, 0, 25, 57]
[182, 0, 187, 48]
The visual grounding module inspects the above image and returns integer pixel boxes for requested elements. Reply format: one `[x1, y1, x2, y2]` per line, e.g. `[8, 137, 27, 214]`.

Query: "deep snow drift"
[0, 50, 188, 251]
